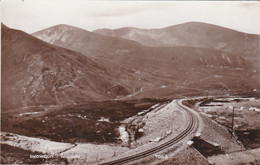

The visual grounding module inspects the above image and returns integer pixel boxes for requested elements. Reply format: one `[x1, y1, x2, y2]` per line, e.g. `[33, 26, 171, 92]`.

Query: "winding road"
[100, 99, 200, 165]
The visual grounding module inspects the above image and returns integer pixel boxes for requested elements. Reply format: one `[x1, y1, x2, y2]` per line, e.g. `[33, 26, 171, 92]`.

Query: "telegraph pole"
[231, 106, 235, 138]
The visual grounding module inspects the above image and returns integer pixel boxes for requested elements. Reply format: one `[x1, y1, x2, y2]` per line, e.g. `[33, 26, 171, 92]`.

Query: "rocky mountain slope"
[1, 24, 131, 111]
[93, 22, 259, 57]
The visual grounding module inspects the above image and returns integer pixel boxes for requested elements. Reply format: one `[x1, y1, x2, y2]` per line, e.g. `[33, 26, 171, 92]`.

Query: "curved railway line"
[100, 100, 199, 165]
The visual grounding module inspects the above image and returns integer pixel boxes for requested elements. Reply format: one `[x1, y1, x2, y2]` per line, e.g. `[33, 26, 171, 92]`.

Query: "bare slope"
[1, 24, 130, 111]
[94, 22, 259, 57]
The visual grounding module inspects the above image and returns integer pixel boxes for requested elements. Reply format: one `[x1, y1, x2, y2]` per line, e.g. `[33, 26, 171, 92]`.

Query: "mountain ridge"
[93, 21, 259, 57]
[94, 22, 260, 35]
[32, 24, 143, 57]
[31, 22, 259, 100]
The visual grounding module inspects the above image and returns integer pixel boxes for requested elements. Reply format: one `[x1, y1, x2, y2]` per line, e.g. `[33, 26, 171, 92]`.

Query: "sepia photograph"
[1, 0, 260, 164]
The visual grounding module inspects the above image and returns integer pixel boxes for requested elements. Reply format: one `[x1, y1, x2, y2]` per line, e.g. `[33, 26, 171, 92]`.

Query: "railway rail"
[100, 99, 199, 165]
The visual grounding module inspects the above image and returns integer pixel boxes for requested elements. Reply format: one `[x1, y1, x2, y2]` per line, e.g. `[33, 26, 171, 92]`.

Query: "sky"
[1, 0, 260, 34]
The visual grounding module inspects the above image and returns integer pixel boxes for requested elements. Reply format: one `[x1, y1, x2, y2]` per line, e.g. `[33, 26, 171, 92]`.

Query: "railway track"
[100, 100, 199, 165]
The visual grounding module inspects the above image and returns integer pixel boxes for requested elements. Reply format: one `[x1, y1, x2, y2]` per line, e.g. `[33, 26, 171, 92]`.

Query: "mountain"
[1, 24, 132, 111]
[93, 22, 259, 57]
[31, 24, 259, 99]
[32, 24, 142, 57]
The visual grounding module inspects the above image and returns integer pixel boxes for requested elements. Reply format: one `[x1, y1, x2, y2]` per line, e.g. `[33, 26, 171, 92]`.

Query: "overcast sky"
[1, 0, 260, 34]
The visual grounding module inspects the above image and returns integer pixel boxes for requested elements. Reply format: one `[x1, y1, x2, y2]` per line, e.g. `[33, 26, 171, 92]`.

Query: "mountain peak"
[1, 23, 9, 30]
[165, 21, 231, 31]
[50, 24, 81, 30]
[32, 24, 94, 45]
[33, 24, 92, 35]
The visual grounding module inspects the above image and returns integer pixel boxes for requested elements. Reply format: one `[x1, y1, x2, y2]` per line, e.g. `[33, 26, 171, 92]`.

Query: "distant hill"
[31, 23, 259, 100]
[93, 22, 259, 57]
[32, 24, 142, 57]
[1, 24, 131, 111]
